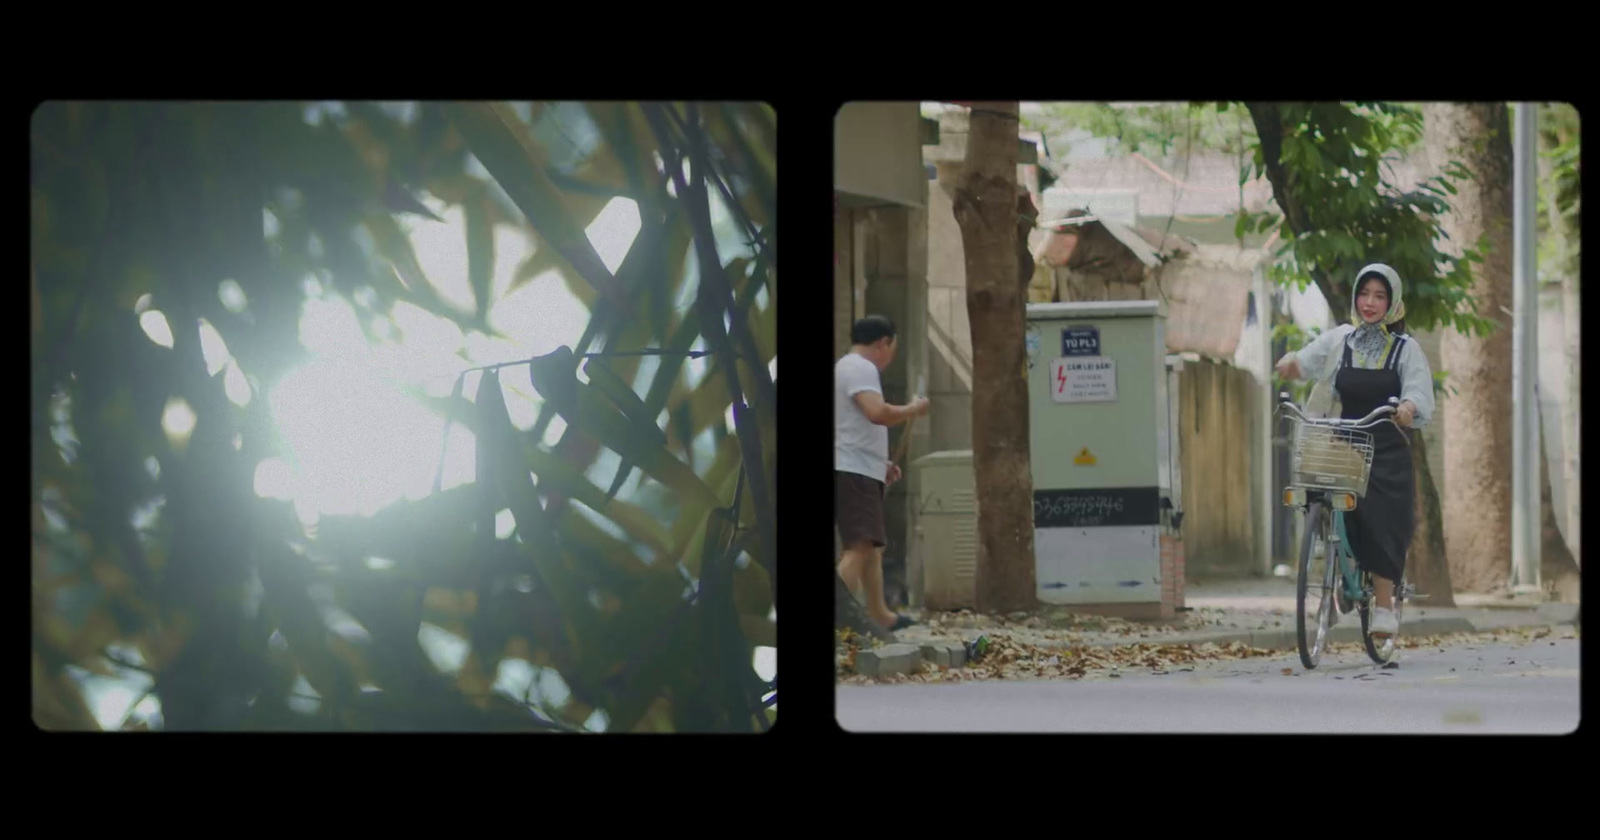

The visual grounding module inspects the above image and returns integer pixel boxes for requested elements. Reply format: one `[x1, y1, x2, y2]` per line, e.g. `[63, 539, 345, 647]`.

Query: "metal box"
[1025, 300, 1182, 613]
[911, 450, 978, 611]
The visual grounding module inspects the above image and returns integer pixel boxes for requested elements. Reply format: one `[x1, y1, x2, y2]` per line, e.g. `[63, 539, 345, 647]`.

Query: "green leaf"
[257, 538, 353, 703]
[643, 313, 703, 421]
[316, 484, 478, 569]
[521, 443, 611, 513]
[722, 103, 776, 203]
[583, 355, 667, 501]
[589, 103, 668, 219]
[528, 347, 720, 516]
[470, 373, 504, 663]
[476, 371, 551, 556]
[474, 369, 601, 680]
[362, 213, 476, 328]
[695, 503, 768, 732]
[518, 440, 672, 559]
[432, 373, 467, 496]
[464, 184, 496, 326]
[598, 565, 696, 733]
[441, 103, 633, 317]
[556, 506, 653, 583]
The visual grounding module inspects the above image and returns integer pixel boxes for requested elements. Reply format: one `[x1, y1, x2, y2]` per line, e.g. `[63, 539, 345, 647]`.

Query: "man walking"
[837, 315, 929, 631]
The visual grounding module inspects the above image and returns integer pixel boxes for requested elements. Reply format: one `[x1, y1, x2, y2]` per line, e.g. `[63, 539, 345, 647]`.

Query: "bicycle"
[1277, 393, 1419, 670]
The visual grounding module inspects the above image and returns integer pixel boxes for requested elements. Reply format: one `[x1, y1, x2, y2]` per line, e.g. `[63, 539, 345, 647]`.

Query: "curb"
[1230, 617, 1479, 652]
[889, 614, 1577, 662]
[1067, 615, 1570, 653]
[846, 641, 971, 679]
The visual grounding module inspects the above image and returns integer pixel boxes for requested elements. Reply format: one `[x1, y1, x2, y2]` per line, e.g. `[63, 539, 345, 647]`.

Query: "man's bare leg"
[838, 541, 869, 596]
[860, 546, 896, 627]
[838, 541, 896, 627]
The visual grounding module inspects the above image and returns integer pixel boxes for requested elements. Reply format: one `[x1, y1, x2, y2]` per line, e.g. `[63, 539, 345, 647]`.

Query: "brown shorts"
[836, 470, 887, 548]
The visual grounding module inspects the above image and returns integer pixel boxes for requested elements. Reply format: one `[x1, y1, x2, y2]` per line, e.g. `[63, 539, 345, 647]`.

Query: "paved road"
[836, 636, 1579, 734]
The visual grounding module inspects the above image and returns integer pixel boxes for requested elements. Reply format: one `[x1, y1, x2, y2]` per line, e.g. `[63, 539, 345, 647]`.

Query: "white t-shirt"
[835, 352, 889, 481]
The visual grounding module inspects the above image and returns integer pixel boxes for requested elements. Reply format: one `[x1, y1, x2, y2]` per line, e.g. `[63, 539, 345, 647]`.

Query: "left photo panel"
[31, 101, 776, 732]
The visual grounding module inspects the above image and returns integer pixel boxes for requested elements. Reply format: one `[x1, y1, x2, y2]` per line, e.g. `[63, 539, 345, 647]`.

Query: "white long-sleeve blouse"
[1289, 324, 1435, 430]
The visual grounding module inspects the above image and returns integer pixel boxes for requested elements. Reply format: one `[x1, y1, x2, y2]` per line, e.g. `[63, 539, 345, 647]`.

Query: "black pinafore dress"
[1335, 335, 1414, 583]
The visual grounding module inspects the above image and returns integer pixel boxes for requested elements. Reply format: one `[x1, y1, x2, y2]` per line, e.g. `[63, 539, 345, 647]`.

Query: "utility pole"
[1253, 262, 1273, 577]
[1510, 102, 1542, 598]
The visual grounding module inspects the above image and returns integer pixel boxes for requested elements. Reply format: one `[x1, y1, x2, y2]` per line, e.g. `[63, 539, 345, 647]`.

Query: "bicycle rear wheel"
[1296, 502, 1335, 669]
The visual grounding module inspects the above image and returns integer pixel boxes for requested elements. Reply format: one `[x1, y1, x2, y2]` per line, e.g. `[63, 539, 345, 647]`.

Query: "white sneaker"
[1368, 606, 1399, 636]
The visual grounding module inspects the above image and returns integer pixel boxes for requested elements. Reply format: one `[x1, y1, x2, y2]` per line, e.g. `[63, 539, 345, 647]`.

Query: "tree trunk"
[951, 102, 1037, 614]
[1407, 431, 1455, 605]
[1539, 402, 1581, 601]
[1422, 103, 1515, 594]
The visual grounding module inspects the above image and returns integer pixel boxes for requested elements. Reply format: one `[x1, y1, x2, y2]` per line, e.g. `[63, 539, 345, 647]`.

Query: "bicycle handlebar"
[1275, 393, 1413, 445]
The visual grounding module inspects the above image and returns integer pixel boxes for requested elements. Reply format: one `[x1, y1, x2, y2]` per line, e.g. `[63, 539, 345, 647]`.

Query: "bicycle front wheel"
[1296, 502, 1335, 670]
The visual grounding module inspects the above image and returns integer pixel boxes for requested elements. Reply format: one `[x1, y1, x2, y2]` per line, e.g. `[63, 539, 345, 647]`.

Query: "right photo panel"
[833, 100, 1580, 734]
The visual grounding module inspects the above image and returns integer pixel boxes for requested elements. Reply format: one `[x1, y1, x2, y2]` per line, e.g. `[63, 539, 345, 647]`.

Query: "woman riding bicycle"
[1274, 263, 1435, 638]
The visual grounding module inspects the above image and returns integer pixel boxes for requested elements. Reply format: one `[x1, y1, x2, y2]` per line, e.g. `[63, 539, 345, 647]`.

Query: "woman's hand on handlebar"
[1274, 354, 1301, 381]
[1395, 400, 1416, 428]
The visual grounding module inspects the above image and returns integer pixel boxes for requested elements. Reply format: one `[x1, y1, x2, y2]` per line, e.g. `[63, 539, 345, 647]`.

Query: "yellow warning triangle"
[1073, 447, 1096, 465]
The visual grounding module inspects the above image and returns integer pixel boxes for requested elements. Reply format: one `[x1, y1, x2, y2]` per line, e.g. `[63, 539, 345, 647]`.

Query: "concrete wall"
[925, 337, 973, 454]
[835, 102, 926, 209]
[1177, 358, 1257, 579]
[834, 205, 856, 360]
[862, 205, 929, 606]
[1537, 283, 1578, 554]
[924, 167, 975, 454]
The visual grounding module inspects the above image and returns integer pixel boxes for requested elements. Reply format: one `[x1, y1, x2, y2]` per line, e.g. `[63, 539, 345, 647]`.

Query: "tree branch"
[1244, 102, 1347, 317]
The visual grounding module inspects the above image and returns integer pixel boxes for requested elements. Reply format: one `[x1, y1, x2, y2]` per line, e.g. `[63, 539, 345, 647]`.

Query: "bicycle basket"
[1290, 422, 1376, 496]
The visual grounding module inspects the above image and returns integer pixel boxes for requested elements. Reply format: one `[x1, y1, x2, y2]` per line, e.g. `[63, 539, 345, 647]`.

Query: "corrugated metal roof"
[1038, 214, 1187, 268]
[1099, 216, 1163, 267]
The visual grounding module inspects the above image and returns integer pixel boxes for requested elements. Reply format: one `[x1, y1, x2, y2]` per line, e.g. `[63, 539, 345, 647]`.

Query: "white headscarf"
[1349, 263, 1406, 360]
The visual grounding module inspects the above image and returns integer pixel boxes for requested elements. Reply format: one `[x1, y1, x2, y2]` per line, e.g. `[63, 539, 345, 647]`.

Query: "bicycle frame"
[1317, 491, 1366, 606]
